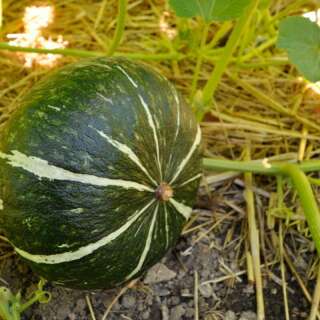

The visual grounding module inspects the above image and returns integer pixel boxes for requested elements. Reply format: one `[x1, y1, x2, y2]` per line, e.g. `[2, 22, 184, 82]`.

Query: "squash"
[0, 57, 201, 289]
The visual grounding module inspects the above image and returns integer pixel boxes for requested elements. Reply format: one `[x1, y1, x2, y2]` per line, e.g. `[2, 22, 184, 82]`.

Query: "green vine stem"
[0, 42, 104, 58]
[203, 158, 320, 255]
[198, 0, 259, 119]
[280, 164, 320, 256]
[190, 23, 210, 100]
[203, 158, 320, 175]
[0, 279, 50, 320]
[0, 42, 181, 60]
[107, 0, 127, 56]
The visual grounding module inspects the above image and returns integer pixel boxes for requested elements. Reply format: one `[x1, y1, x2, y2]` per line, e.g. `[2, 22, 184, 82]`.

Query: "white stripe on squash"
[172, 87, 180, 140]
[97, 92, 113, 104]
[169, 125, 201, 185]
[169, 198, 193, 220]
[116, 65, 138, 88]
[91, 63, 112, 70]
[125, 203, 159, 280]
[179, 173, 202, 187]
[164, 204, 169, 249]
[0, 150, 153, 192]
[92, 127, 157, 186]
[48, 105, 61, 112]
[0, 199, 3, 210]
[138, 94, 162, 180]
[14, 200, 156, 264]
[70, 208, 84, 214]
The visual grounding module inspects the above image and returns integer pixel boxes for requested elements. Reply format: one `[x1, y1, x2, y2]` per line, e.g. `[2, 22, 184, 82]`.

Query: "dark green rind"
[0, 57, 201, 289]
[26, 201, 185, 289]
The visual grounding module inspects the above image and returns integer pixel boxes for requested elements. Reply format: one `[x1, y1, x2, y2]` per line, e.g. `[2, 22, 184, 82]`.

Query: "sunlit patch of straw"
[306, 82, 320, 96]
[159, 11, 177, 40]
[7, 5, 68, 67]
[302, 10, 320, 24]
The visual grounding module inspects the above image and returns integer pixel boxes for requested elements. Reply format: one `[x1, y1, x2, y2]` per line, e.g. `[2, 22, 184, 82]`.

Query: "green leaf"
[211, 0, 251, 21]
[169, 0, 251, 22]
[277, 16, 320, 82]
[169, 0, 200, 19]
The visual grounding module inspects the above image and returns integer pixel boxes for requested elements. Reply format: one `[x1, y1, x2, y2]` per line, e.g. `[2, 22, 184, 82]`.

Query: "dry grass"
[1, 0, 320, 318]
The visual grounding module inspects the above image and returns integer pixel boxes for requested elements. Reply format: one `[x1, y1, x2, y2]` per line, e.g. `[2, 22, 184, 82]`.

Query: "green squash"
[0, 57, 202, 289]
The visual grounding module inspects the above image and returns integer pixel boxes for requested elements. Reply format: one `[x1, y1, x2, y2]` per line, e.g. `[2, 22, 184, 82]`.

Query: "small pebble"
[146, 295, 153, 306]
[144, 263, 177, 284]
[239, 311, 257, 320]
[137, 303, 144, 312]
[121, 295, 136, 309]
[142, 310, 151, 319]
[199, 283, 213, 298]
[170, 305, 186, 320]
[156, 289, 170, 297]
[185, 307, 194, 318]
[225, 310, 237, 320]
[67, 313, 77, 320]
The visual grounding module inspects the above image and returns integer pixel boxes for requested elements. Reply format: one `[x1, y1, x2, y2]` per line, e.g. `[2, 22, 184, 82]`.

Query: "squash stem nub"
[155, 183, 173, 201]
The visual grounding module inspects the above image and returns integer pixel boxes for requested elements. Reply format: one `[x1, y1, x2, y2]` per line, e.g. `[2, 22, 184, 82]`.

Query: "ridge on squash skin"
[169, 125, 202, 185]
[14, 200, 156, 264]
[125, 203, 159, 281]
[91, 125, 157, 186]
[137, 94, 162, 181]
[179, 173, 203, 188]
[0, 57, 202, 289]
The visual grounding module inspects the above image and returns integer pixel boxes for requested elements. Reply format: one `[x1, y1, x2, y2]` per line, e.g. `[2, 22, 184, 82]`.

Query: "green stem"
[190, 23, 210, 100]
[20, 280, 50, 313]
[107, 0, 127, 56]
[280, 164, 320, 256]
[19, 295, 41, 313]
[202, 158, 320, 175]
[206, 21, 233, 49]
[115, 51, 182, 61]
[0, 42, 104, 57]
[239, 36, 277, 63]
[200, 0, 259, 112]
[0, 42, 181, 60]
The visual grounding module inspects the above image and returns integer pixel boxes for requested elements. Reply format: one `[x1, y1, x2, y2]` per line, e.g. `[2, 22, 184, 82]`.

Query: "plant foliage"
[277, 16, 320, 82]
[169, 0, 251, 22]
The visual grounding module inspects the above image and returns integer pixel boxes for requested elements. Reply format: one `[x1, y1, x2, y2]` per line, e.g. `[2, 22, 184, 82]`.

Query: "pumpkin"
[0, 57, 201, 289]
